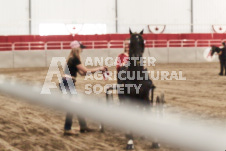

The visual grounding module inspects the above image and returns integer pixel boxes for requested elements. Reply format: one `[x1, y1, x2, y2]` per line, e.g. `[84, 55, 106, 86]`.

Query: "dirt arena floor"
[0, 62, 226, 151]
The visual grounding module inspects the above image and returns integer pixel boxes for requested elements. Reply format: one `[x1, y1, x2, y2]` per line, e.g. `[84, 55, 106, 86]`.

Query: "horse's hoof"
[151, 142, 160, 149]
[126, 139, 134, 150]
[100, 128, 104, 133]
[156, 96, 160, 103]
[160, 92, 165, 103]
[99, 125, 104, 133]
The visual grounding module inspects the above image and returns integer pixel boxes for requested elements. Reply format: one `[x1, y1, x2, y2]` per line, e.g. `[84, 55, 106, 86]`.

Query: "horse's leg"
[126, 133, 134, 150]
[100, 87, 114, 133]
[156, 93, 165, 117]
[152, 93, 165, 149]
[106, 87, 114, 103]
[151, 95, 161, 149]
[220, 60, 223, 75]
[150, 84, 156, 105]
[224, 59, 226, 75]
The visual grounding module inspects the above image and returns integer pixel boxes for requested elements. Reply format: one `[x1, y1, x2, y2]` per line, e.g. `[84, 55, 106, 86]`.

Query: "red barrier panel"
[0, 43, 12, 51]
[1, 33, 226, 51]
[1, 33, 226, 43]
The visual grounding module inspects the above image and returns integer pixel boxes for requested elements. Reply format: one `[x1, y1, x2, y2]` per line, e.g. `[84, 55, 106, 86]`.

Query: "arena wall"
[0, 0, 29, 35]
[80, 49, 110, 64]
[1, 0, 226, 35]
[0, 47, 219, 68]
[147, 48, 168, 63]
[168, 48, 196, 63]
[46, 50, 69, 66]
[13, 51, 46, 68]
[0, 51, 13, 68]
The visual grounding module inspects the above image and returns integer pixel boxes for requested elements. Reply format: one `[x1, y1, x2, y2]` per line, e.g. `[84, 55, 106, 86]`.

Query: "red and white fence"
[0, 39, 222, 68]
[0, 39, 225, 51]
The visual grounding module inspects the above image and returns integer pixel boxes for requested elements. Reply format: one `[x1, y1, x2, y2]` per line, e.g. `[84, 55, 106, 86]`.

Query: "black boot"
[80, 127, 96, 133]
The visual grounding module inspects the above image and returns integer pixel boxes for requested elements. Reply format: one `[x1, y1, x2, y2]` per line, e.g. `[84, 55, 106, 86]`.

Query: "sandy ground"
[0, 62, 225, 151]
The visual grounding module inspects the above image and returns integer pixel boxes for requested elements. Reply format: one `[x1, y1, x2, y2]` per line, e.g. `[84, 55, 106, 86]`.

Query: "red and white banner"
[212, 25, 226, 33]
[66, 24, 83, 35]
[148, 25, 166, 34]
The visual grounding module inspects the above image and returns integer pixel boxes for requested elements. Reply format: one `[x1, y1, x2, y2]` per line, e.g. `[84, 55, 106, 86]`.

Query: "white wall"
[118, 0, 191, 33]
[0, 51, 13, 68]
[31, 0, 116, 34]
[14, 51, 46, 68]
[193, 0, 226, 33]
[0, 0, 29, 35]
[1, 0, 226, 34]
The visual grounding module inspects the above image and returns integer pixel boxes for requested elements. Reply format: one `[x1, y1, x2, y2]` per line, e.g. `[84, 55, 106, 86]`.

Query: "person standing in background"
[60, 40, 107, 135]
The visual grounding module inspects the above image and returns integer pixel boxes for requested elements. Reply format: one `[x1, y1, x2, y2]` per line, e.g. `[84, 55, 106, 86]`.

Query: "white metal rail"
[0, 78, 225, 151]
[0, 39, 225, 51]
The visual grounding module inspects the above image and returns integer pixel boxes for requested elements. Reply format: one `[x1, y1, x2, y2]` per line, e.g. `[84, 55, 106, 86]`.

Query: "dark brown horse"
[103, 29, 162, 150]
[210, 45, 226, 75]
[116, 29, 158, 150]
[117, 29, 155, 107]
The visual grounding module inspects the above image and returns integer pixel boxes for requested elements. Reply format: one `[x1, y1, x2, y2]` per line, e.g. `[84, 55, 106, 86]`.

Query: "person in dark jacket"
[60, 40, 107, 135]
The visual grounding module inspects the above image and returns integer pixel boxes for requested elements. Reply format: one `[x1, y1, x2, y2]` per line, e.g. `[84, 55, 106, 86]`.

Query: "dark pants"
[220, 59, 226, 75]
[60, 77, 87, 130]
